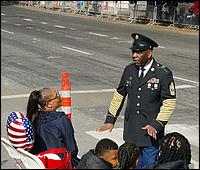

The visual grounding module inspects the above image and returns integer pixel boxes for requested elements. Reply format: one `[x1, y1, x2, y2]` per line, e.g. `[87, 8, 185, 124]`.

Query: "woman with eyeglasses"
[26, 87, 80, 168]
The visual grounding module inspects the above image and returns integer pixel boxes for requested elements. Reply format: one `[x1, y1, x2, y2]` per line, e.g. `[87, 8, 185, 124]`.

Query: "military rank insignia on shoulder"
[169, 81, 175, 96]
[156, 63, 168, 72]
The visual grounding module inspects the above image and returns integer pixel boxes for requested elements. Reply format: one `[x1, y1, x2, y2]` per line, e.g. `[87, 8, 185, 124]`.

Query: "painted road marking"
[40, 21, 48, 25]
[72, 89, 115, 94]
[1, 20, 7, 23]
[110, 37, 119, 39]
[26, 27, 33, 29]
[87, 124, 199, 147]
[175, 84, 197, 89]
[174, 76, 199, 85]
[14, 23, 22, 26]
[74, 37, 89, 40]
[88, 32, 109, 37]
[23, 18, 32, 21]
[62, 46, 93, 55]
[1, 84, 197, 99]
[1, 13, 6, 16]
[1, 29, 14, 35]
[54, 25, 66, 29]
[46, 31, 54, 34]
[158, 46, 165, 48]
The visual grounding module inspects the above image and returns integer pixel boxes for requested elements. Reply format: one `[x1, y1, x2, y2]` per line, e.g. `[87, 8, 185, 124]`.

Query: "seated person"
[26, 87, 80, 168]
[77, 138, 119, 169]
[143, 132, 192, 169]
[118, 142, 140, 169]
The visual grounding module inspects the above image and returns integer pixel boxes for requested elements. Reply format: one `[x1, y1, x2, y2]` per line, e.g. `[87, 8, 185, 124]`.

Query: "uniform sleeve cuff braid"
[105, 115, 117, 124]
[150, 119, 164, 133]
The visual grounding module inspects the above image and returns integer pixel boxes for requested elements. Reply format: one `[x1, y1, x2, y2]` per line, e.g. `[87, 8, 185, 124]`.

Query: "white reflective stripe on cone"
[61, 106, 71, 113]
[61, 91, 71, 98]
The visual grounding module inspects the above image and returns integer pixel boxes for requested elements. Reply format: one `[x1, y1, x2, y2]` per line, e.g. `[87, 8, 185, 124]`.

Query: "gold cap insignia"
[135, 35, 139, 39]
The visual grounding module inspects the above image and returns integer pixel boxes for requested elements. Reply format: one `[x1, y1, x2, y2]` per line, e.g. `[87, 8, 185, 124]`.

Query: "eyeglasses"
[47, 90, 60, 102]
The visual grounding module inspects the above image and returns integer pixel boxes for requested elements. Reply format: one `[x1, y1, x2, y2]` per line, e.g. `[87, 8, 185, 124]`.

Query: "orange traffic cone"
[61, 72, 72, 120]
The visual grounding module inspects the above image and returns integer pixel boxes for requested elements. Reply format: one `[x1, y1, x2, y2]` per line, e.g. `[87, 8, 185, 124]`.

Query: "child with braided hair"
[118, 142, 140, 169]
[143, 132, 192, 169]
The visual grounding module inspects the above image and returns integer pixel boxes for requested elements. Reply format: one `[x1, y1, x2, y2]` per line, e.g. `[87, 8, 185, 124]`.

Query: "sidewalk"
[14, 3, 199, 34]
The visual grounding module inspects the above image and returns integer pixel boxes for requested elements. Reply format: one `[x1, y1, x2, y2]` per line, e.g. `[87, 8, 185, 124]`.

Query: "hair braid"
[157, 132, 191, 166]
[118, 142, 140, 169]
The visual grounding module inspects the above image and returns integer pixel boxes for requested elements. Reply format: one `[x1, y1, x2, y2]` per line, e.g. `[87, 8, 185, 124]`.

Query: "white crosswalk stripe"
[86, 124, 199, 169]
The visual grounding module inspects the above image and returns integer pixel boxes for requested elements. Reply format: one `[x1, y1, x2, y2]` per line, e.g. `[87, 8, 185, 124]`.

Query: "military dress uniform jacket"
[105, 59, 176, 147]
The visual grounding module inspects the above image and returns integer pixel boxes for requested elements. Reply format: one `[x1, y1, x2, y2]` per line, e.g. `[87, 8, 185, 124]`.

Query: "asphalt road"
[1, 4, 199, 169]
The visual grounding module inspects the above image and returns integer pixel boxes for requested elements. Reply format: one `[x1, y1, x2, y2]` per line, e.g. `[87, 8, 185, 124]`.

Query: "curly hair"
[95, 138, 118, 157]
[118, 142, 140, 169]
[157, 132, 191, 166]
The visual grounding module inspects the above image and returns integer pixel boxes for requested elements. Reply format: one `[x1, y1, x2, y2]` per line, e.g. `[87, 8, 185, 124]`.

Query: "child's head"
[95, 138, 119, 168]
[118, 142, 140, 169]
[157, 132, 191, 167]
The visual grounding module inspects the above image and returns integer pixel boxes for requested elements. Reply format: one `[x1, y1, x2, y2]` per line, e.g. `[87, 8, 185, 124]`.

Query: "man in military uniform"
[96, 33, 176, 168]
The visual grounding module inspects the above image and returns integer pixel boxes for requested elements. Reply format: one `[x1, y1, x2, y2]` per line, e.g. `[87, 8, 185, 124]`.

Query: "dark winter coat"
[143, 160, 189, 169]
[76, 149, 113, 169]
[29, 111, 79, 167]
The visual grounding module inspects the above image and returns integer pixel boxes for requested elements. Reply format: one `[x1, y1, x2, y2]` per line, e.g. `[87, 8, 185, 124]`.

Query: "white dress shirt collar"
[139, 59, 153, 77]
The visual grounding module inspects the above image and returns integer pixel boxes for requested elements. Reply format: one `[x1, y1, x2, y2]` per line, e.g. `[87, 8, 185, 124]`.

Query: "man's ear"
[147, 49, 153, 58]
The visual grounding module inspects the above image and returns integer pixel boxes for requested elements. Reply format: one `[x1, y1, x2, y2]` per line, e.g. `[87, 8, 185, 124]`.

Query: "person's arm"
[96, 68, 128, 132]
[61, 116, 79, 158]
[144, 69, 176, 138]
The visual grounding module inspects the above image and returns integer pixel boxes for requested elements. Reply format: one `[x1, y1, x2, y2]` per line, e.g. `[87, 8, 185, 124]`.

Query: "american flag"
[7, 112, 35, 151]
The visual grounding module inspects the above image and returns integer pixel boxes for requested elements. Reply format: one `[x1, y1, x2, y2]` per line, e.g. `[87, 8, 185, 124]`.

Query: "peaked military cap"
[130, 33, 159, 52]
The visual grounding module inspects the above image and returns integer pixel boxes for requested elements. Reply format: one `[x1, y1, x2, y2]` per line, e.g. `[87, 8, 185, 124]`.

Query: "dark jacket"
[29, 111, 79, 167]
[105, 59, 176, 146]
[143, 160, 189, 169]
[76, 149, 113, 169]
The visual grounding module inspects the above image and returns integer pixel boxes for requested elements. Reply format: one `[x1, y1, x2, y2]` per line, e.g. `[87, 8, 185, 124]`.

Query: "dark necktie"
[139, 67, 145, 80]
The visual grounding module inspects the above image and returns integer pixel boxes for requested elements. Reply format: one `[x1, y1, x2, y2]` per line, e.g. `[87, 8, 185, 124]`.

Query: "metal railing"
[18, 1, 199, 30]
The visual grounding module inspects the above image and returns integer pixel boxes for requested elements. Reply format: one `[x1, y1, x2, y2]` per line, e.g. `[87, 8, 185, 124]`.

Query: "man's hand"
[96, 123, 114, 132]
[142, 125, 157, 139]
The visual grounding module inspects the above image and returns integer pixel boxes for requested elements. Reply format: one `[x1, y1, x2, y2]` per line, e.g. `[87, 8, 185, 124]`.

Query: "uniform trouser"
[135, 146, 159, 169]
